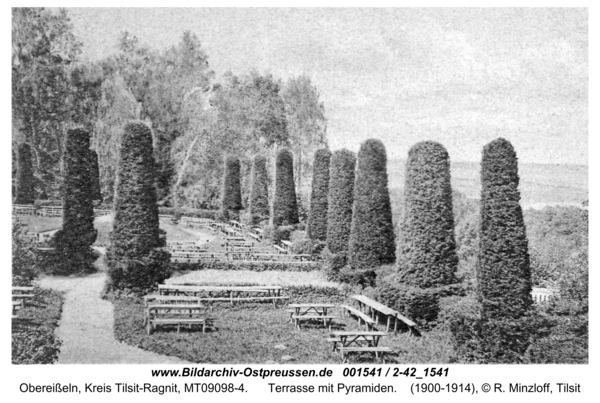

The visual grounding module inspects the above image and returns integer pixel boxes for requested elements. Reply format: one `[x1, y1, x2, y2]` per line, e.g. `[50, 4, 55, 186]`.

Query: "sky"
[67, 7, 588, 165]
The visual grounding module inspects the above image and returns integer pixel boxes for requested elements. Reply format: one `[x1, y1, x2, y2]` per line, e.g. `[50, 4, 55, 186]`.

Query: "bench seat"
[147, 317, 213, 335]
[339, 346, 393, 362]
[291, 314, 336, 329]
[340, 304, 377, 330]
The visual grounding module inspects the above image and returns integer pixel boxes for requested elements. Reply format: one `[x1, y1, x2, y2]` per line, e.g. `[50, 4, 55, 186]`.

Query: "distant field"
[388, 159, 588, 208]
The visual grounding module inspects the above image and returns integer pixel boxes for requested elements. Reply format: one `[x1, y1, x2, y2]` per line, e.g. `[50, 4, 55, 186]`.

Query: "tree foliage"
[478, 138, 532, 319]
[13, 8, 102, 197]
[307, 148, 331, 241]
[282, 75, 327, 198]
[107, 122, 171, 291]
[221, 155, 242, 216]
[397, 141, 459, 287]
[348, 139, 395, 269]
[249, 154, 270, 225]
[15, 142, 35, 204]
[52, 128, 97, 274]
[87, 148, 102, 202]
[272, 147, 299, 226]
[326, 149, 356, 254]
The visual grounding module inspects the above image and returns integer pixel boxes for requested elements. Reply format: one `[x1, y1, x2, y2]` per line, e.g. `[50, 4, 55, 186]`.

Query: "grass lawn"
[12, 287, 64, 364]
[168, 269, 339, 288]
[13, 215, 62, 233]
[111, 270, 455, 364]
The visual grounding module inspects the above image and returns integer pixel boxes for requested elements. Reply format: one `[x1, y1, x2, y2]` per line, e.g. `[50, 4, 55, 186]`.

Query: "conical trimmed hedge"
[397, 141, 459, 287]
[478, 137, 532, 319]
[88, 149, 102, 202]
[221, 155, 242, 219]
[348, 139, 395, 269]
[272, 147, 299, 226]
[52, 128, 97, 274]
[307, 148, 331, 241]
[326, 149, 355, 254]
[15, 142, 35, 204]
[249, 154, 269, 225]
[108, 121, 170, 291]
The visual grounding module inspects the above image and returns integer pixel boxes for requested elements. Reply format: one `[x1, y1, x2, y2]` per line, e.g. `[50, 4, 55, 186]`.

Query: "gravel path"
[38, 251, 190, 364]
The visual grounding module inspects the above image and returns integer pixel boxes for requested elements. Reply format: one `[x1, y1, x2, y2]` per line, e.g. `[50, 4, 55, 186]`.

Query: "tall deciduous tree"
[307, 148, 331, 241]
[397, 141, 459, 287]
[249, 154, 270, 225]
[15, 142, 35, 204]
[272, 147, 298, 226]
[348, 139, 395, 269]
[282, 75, 327, 199]
[13, 8, 103, 198]
[52, 128, 97, 274]
[107, 121, 170, 291]
[478, 138, 532, 319]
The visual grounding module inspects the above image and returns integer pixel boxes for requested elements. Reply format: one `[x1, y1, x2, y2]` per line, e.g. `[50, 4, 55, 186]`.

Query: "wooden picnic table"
[288, 303, 336, 329]
[158, 284, 286, 307]
[351, 294, 417, 334]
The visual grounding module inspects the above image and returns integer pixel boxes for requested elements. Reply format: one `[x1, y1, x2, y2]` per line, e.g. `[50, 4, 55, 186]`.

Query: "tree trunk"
[172, 134, 200, 208]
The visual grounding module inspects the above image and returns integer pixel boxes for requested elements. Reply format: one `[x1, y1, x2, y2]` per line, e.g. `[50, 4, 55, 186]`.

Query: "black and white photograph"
[7, 4, 593, 395]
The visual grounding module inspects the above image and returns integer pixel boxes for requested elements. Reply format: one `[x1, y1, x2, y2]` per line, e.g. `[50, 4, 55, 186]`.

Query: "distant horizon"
[65, 8, 588, 166]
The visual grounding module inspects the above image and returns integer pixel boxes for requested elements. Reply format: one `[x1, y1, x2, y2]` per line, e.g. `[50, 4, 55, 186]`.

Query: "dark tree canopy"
[221, 155, 242, 215]
[348, 139, 395, 269]
[272, 147, 299, 226]
[110, 122, 161, 259]
[307, 148, 331, 241]
[53, 128, 97, 273]
[397, 141, 459, 288]
[88, 148, 102, 202]
[326, 149, 356, 254]
[249, 154, 270, 224]
[15, 142, 35, 204]
[478, 137, 532, 319]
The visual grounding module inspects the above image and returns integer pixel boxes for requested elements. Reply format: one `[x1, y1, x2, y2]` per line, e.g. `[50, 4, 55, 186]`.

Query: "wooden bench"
[146, 304, 212, 335]
[351, 295, 418, 334]
[272, 245, 287, 254]
[248, 232, 261, 242]
[339, 347, 392, 362]
[340, 304, 377, 330]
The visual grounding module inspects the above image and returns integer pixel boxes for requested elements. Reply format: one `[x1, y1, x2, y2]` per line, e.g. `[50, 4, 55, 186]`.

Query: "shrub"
[220, 155, 242, 219]
[15, 142, 35, 204]
[52, 128, 97, 274]
[338, 266, 376, 288]
[397, 141, 459, 287]
[478, 138, 532, 319]
[263, 224, 294, 244]
[108, 121, 170, 290]
[326, 149, 356, 254]
[12, 220, 38, 284]
[272, 147, 299, 226]
[12, 288, 63, 364]
[170, 260, 320, 272]
[248, 154, 270, 225]
[348, 139, 395, 270]
[376, 274, 465, 328]
[322, 248, 347, 281]
[307, 148, 331, 241]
